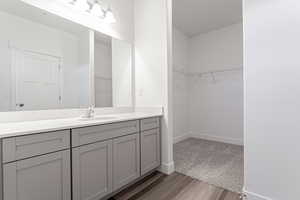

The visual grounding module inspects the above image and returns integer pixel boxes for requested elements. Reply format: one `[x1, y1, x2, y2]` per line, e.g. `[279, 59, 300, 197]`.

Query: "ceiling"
[173, 0, 242, 36]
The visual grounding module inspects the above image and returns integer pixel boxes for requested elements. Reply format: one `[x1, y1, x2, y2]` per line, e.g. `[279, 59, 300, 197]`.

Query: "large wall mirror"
[93, 32, 132, 108]
[0, 0, 133, 112]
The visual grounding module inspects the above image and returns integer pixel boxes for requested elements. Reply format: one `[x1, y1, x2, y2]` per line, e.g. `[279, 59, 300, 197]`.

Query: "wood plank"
[139, 173, 193, 200]
[111, 172, 241, 200]
[222, 191, 241, 200]
[173, 180, 223, 200]
[113, 172, 165, 200]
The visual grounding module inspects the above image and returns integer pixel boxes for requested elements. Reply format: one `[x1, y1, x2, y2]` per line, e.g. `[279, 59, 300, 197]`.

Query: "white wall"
[112, 39, 132, 107]
[172, 27, 189, 143]
[244, 0, 300, 199]
[187, 23, 243, 145]
[0, 11, 89, 111]
[135, 0, 174, 174]
[189, 23, 243, 73]
[135, 0, 168, 107]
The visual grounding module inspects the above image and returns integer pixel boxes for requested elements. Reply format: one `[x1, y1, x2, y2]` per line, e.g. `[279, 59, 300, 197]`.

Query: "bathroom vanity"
[0, 0, 163, 199]
[0, 115, 161, 200]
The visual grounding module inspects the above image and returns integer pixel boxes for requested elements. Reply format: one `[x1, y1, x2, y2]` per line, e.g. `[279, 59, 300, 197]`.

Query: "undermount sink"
[79, 116, 118, 121]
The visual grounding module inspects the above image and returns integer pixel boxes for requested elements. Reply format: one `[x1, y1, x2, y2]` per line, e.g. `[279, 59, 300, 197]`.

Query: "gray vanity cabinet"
[72, 140, 113, 200]
[3, 150, 71, 200]
[0, 117, 161, 200]
[113, 133, 140, 191]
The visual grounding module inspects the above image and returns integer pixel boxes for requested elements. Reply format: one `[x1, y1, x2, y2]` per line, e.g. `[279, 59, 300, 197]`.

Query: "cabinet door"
[72, 140, 112, 200]
[113, 134, 140, 191]
[3, 150, 71, 200]
[141, 128, 161, 175]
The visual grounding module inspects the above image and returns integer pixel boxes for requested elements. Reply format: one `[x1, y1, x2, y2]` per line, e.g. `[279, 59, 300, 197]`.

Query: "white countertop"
[0, 112, 162, 138]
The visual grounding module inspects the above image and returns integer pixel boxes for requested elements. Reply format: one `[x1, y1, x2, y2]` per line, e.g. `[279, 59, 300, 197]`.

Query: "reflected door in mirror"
[0, 1, 90, 112]
[13, 49, 62, 111]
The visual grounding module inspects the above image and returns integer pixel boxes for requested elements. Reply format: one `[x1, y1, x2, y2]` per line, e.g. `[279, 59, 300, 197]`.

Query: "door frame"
[9, 43, 63, 111]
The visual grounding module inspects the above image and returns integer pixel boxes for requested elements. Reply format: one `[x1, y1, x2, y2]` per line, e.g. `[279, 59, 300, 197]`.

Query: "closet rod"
[95, 76, 112, 81]
[173, 68, 187, 75]
[188, 67, 243, 76]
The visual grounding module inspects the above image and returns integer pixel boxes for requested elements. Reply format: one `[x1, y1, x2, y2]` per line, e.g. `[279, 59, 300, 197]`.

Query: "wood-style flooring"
[110, 172, 241, 200]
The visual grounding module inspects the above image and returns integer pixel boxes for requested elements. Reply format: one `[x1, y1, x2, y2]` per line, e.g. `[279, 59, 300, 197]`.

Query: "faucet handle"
[82, 106, 95, 118]
[90, 107, 95, 114]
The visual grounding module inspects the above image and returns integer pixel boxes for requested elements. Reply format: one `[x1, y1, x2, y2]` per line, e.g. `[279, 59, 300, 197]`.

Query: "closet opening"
[172, 0, 244, 195]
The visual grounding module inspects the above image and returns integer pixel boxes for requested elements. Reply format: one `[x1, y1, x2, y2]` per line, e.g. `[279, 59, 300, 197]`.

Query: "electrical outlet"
[239, 193, 247, 199]
[138, 89, 144, 97]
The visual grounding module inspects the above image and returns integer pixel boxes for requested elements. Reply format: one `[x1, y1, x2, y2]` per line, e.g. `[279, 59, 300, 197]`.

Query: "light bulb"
[75, 0, 90, 12]
[104, 8, 116, 23]
[91, 3, 105, 18]
[69, 0, 77, 5]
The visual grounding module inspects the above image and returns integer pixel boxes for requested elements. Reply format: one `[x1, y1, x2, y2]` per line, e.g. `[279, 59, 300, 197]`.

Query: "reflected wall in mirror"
[93, 33, 132, 108]
[0, 0, 90, 112]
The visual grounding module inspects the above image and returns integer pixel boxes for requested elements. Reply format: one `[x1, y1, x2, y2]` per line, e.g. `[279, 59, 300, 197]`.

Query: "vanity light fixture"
[68, 0, 116, 23]
[104, 7, 116, 23]
[75, 0, 90, 12]
[90, 2, 105, 18]
[69, 0, 77, 5]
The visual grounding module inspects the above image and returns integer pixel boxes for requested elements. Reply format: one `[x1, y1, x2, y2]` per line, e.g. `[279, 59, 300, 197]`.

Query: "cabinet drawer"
[141, 117, 160, 131]
[2, 130, 70, 163]
[72, 120, 139, 147]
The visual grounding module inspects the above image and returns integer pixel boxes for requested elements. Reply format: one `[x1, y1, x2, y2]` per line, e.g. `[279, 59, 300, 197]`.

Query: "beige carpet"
[174, 138, 244, 193]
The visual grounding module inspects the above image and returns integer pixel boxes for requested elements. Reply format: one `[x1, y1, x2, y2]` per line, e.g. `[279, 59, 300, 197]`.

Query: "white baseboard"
[189, 133, 244, 146]
[244, 190, 272, 200]
[173, 134, 190, 144]
[159, 161, 175, 175]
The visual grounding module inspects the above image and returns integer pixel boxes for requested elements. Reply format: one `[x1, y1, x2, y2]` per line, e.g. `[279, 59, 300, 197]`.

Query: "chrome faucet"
[82, 106, 95, 119]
